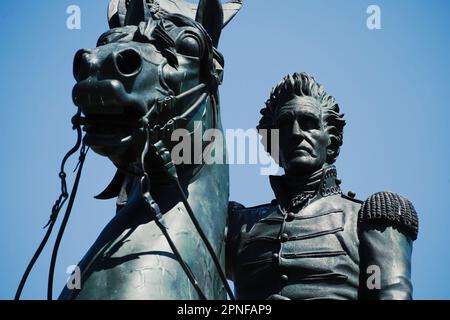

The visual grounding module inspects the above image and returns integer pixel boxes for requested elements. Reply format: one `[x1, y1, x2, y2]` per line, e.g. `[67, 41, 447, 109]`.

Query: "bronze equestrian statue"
[226, 72, 419, 300]
[59, 0, 242, 300]
[16, 0, 242, 300]
[16, 2, 419, 301]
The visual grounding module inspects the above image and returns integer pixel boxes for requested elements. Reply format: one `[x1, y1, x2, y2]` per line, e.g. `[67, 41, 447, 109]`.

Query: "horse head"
[55, 0, 242, 300]
[15, 0, 242, 301]
[73, 0, 240, 169]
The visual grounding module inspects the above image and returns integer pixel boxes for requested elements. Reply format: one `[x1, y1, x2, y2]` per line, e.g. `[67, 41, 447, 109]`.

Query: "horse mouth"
[73, 78, 149, 150]
[81, 114, 142, 148]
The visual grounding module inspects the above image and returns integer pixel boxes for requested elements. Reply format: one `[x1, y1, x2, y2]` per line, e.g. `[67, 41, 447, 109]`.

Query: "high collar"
[269, 165, 342, 212]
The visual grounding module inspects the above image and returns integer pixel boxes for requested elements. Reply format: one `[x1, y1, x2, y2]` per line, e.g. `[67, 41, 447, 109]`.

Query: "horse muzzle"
[72, 78, 148, 116]
[72, 79, 151, 165]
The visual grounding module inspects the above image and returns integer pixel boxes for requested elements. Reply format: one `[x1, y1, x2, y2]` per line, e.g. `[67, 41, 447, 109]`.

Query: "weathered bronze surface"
[226, 73, 418, 300]
[57, 0, 242, 300]
[17, 1, 419, 301]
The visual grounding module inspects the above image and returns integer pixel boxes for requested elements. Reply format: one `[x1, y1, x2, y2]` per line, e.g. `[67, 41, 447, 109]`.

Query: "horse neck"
[118, 94, 227, 209]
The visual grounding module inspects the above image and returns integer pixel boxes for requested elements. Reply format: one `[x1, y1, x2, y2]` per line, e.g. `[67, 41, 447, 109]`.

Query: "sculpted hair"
[257, 72, 346, 164]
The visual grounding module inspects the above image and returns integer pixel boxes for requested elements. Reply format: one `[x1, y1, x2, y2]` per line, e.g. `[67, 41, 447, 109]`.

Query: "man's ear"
[326, 136, 337, 163]
[327, 148, 334, 159]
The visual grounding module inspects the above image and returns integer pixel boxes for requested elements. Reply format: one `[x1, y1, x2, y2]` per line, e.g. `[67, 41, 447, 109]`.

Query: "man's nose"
[73, 48, 143, 82]
[292, 120, 304, 139]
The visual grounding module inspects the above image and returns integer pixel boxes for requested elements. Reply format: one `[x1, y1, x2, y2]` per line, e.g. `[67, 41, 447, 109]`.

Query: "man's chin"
[284, 158, 322, 176]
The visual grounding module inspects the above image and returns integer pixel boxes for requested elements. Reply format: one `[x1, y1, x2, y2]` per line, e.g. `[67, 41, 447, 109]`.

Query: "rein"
[15, 111, 89, 300]
[16, 84, 235, 301]
[134, 84, 235, 300]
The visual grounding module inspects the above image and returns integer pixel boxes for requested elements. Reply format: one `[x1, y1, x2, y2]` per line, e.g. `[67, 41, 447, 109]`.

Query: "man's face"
[276, 96, 330, 175]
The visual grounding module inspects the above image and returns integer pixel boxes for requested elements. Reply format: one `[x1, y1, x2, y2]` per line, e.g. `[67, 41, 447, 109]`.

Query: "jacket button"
[272, 253, 279, 262]
[281, 275, 289, 283]
[280, 233, 289, 242]
[286, 212, 295, 222]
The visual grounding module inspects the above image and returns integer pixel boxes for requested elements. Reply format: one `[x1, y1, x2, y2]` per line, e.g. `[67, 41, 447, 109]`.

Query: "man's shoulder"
[340, 191, 364, 205]
[304, 191, 364, 216]
[324, 190, 419, 241]
[358, 191, 419, 241]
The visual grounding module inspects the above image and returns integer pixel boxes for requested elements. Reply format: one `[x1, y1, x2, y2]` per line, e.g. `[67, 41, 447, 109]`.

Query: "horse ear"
[124, 0, 151, 26]
[108, 0, 127, 28]
[195, 0, 223, 47]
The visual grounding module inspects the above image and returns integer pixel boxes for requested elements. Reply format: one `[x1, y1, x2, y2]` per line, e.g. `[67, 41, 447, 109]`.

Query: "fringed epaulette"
[359, 192, 419, 241]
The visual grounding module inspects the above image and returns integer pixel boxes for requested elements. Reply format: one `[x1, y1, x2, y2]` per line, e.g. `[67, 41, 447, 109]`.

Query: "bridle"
[15, 77, 234, 301]
[124, 80, 234, 300]
[14, 111, 89, 301]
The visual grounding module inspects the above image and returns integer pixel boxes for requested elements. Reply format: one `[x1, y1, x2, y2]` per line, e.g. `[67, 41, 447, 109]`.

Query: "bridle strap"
[16, 82, 234, 300]
[47, 144, 89, 300]
[15, 111, 88, 300]
[137, 86, 236, 300]
[139, 118, 207, 300]
[154, 141, 235, 300]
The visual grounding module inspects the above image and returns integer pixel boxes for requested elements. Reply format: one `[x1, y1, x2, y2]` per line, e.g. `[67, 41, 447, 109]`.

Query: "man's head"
[258, 73, 346, 175]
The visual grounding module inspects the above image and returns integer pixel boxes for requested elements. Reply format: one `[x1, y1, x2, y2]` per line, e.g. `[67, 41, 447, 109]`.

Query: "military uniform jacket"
[226, 166, 418, 300]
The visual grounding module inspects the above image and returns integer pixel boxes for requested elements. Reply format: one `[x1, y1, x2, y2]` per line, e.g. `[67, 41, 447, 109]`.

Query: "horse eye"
[97, 36, 108, 47]
[177, 35, 201, 57]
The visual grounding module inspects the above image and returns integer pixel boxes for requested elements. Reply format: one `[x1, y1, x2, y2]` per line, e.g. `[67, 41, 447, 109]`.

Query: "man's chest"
[233, 195, 363, 299]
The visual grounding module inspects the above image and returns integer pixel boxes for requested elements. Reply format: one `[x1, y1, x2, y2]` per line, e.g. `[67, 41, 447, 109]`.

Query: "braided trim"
[359, 192, 419, 241]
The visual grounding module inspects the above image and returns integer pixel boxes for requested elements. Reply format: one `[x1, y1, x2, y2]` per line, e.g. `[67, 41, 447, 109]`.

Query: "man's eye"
[301, 117, 319, 130]
[277, 115, 293, 127]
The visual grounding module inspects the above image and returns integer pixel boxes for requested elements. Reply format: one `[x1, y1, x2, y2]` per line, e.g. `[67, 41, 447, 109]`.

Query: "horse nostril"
[73, 49, 91, 81]
[114, 49, 142, 77]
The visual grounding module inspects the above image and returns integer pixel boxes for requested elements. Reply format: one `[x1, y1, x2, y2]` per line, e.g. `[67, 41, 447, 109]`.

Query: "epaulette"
[359, 192, 419, 241]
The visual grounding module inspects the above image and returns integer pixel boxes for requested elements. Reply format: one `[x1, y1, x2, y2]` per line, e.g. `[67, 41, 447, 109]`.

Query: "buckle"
[154, 140, 178, 179]
[156, 96, 176, 113]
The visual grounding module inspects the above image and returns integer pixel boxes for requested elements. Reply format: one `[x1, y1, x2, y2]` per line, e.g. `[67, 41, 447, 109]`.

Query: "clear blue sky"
[1, 0, 449, 300]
